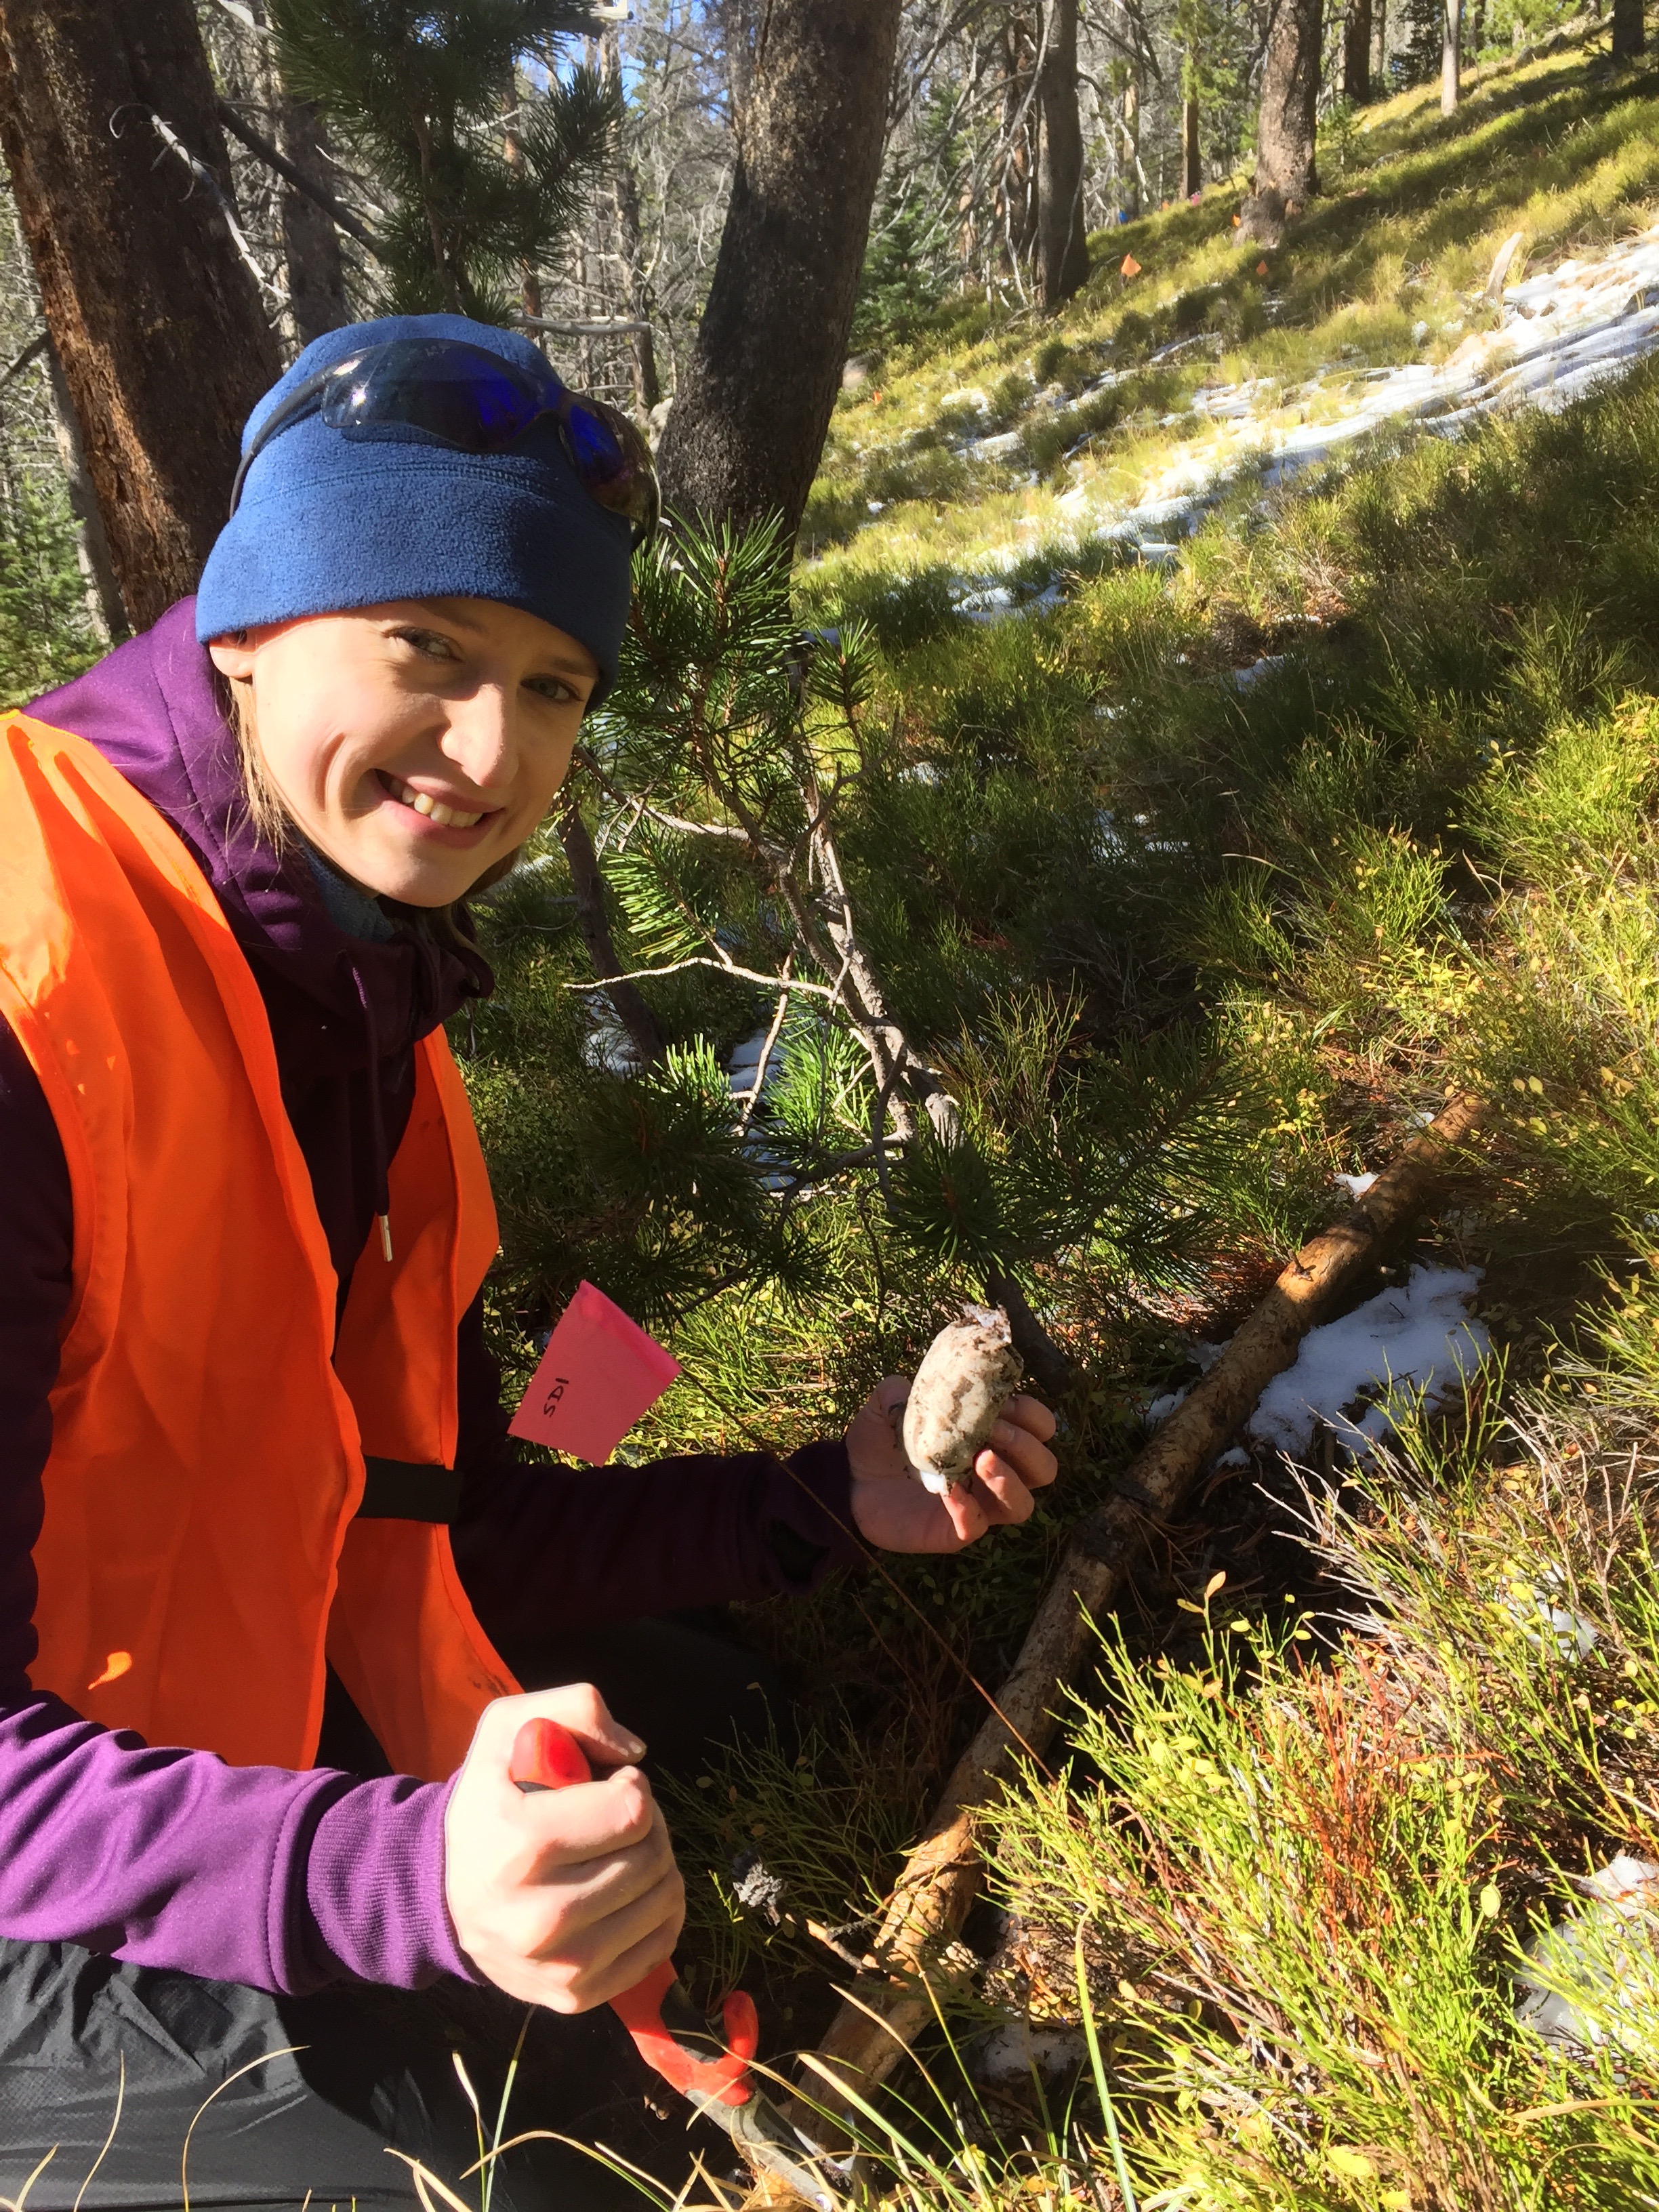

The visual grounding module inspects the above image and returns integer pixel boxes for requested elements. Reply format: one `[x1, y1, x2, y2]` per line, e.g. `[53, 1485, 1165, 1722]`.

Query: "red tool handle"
[510, 1716, 758, 2108]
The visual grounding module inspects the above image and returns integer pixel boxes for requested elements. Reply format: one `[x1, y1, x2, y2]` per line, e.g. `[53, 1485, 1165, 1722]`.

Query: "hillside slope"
[804, 27, 1659, 612]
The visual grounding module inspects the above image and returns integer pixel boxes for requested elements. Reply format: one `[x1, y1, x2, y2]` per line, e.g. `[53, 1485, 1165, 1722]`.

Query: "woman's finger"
[986, 1418, 1059, 1491]
[546, 1860, 687, 1985]
[1002, 1392, 1058, 1443]
[940, 1480, 988, 1545]
[874, 1373, 912, 1418]
[967, 1458, 1036, 1525]
[565, 1876, 688, 2008]
[531, 1803, 677, 1931]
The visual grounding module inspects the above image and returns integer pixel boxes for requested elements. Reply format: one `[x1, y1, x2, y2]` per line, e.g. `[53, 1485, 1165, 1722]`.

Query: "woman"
[0, 315, 1057, 2207]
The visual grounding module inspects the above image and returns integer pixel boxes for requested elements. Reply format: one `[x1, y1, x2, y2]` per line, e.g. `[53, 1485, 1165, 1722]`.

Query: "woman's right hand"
[444, 1684, 685, 2013]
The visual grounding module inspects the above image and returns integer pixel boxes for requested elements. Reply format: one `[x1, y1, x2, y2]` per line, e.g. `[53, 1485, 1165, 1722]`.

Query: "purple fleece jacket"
[0, 600, 859, 1996]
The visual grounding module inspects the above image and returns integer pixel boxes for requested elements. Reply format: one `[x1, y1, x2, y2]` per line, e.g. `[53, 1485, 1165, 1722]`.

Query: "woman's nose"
[442, 689, 516, 793]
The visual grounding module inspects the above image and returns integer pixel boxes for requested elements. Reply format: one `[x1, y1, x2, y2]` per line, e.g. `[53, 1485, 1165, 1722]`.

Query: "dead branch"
[790, 1092, 1487, 2144]
[146, 112, 285, 305]
[213, 98, 383, 255]
[512, 312, 655, 336]
[0, 331, 47, 394]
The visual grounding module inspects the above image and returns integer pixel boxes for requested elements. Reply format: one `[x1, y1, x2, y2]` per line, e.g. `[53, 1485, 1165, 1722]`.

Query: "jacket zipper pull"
[379, 1212, 394, 1263]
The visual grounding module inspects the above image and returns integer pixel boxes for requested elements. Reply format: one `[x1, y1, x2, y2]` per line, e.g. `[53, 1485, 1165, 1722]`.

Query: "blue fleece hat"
[196, 314, 634, 694]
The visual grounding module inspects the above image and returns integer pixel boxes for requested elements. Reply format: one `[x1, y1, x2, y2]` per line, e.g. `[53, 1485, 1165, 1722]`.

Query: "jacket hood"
[29, 598, 493, 1058]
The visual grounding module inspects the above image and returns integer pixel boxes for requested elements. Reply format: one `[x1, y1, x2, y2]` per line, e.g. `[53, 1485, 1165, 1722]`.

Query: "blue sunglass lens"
[321, 343, 546, 449]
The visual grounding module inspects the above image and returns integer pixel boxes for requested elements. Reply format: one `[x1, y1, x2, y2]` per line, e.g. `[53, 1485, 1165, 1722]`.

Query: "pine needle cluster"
[270, 0, 619, 317]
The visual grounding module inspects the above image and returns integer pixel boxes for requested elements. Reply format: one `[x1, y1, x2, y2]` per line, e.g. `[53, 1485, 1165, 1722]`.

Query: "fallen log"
[790, 1090, 1486, 2142]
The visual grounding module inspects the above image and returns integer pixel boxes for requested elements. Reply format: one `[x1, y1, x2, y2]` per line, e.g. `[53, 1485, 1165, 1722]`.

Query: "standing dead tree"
[1344, 0, 1373, 100]
[0, 0, 282, 626]
[1441, 0, 1462, 112]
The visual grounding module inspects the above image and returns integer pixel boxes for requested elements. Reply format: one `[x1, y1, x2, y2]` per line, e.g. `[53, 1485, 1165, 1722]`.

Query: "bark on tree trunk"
[1036, 0, 1089, 306]
[557, 804, 668, 1067]
[278, 93, 348, 346]
[498, 68, 546, 332]
[1612, 0, 1645, 60]
[601, 31, 661, 419]
[1239, 0, 1322, 244]
[655, 0, 905, 539]
[1373, 0, 1389, 85]
[1344, 0, 1372, 99]
[0, 0, 281, 630]
[1122, 72, 1142, 216]
[1180, 90, 1202, 197]
[41, 337, 124, 643]
[1441, 0, 1462, 110]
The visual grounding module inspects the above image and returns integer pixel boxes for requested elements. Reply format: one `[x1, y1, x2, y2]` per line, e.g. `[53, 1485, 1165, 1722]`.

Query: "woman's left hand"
[845, 1376, 1059, 1553]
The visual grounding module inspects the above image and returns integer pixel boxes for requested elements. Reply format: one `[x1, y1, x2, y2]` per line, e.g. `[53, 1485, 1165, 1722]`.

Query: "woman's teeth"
[387, 776, 485, 830]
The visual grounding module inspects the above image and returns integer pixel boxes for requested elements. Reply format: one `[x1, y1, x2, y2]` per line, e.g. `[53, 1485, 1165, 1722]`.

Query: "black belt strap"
[356, 1457, 462, 1523]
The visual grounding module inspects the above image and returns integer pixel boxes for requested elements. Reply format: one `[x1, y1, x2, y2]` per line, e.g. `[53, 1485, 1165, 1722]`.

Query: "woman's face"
[207, 598, 600, 906]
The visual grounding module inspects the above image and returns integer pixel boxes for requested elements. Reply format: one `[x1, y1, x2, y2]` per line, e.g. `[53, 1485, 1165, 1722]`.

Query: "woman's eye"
[527, 675, 577, 704]
[394, 628, 459, 661]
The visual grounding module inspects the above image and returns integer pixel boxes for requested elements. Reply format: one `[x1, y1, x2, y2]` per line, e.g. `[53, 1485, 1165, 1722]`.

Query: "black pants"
[0, 1618, 790, 2210]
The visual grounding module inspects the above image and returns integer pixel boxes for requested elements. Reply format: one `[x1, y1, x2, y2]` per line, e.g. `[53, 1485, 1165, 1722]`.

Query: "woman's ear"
[207, 630, 255, 680]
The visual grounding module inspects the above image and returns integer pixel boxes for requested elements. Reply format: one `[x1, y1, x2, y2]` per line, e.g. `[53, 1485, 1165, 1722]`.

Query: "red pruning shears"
[510, 1717, 838, 2208]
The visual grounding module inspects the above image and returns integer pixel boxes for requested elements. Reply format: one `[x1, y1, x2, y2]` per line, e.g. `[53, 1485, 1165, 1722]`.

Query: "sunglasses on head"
[230, 336, 660, 548]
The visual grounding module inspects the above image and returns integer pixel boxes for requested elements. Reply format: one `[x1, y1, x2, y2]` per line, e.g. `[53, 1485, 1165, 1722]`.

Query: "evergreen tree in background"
[269, 0, 621, 319]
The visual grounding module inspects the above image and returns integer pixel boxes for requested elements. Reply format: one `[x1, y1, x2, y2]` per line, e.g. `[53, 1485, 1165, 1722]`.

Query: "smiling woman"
[209, 598, 600, 907]
[0, 310, 1057, 2209]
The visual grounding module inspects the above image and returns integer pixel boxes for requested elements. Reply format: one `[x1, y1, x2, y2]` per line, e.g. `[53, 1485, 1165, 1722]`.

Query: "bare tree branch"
[213, 97, 383, 253]
[146, 112, 286, 305]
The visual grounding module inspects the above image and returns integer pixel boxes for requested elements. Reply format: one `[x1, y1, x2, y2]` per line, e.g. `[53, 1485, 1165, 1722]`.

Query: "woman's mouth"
[380, 772, 491, 831]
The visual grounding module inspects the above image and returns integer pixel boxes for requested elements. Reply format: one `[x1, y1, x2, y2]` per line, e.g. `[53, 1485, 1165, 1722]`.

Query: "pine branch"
[512, 313, 653, 335]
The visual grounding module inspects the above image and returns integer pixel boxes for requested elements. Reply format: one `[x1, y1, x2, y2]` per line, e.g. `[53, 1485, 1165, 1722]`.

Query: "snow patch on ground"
[940, 221, 1659, 621]
[971, 2020, 1090, 2086]
[1248, 1263, 1490, 1456]
[1499, 1562, 1598, 1660]
[1517, 1855, 1659, 2057]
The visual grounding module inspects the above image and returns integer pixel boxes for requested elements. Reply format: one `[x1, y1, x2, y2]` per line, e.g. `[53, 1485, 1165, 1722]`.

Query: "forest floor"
[567, 24, 1659, 2212]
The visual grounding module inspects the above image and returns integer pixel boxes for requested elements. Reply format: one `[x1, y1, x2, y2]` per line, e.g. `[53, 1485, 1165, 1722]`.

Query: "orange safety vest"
[0, 714, 518, 1781]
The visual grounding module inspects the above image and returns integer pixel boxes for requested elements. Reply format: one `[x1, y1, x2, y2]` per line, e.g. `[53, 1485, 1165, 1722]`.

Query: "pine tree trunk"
[0, 0, 281, 630]
[1180, 91, 1202, 197]
[1373, 0, 1389, 85]
[655, 0, 903, 538]
[42, 338, 124, 643]
[1239, 0, 1322, 244]
[1036, 0, 1088, 306]
[602, 31, 661, 417]
[279, 93, 348, 346]
[1612, 0, 1645, 60]
[557, 804, 667, 1067]
[1123, 73, 1142, 217]
[1344, 0, 1373, 99]
[498, 69, 545, 330]
[1441, 0, 1461, 111]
